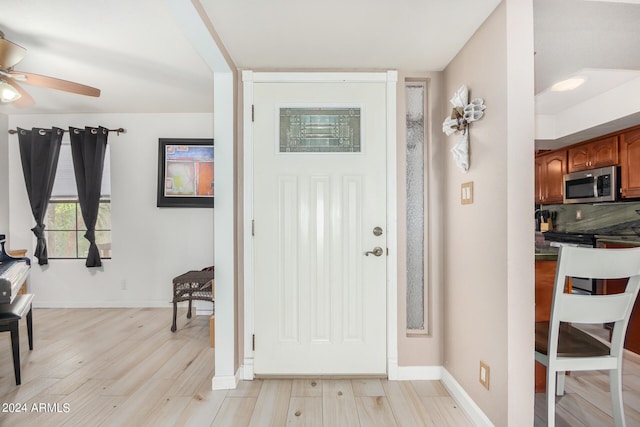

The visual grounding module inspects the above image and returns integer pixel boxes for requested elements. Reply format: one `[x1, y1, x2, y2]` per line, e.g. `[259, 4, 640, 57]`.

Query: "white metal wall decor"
[442, 85, 486, 171]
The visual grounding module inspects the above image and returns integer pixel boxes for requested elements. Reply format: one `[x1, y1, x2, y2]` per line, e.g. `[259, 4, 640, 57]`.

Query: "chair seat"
[0, 294, 34, 323]
[535, 321, 610, 358]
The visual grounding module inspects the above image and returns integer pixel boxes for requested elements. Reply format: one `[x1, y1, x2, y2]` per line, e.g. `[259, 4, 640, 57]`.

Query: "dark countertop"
[596, 236, 640, 247]
[535, 253, 558, 261]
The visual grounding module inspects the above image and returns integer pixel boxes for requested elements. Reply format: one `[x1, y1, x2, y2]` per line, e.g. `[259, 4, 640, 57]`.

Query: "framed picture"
[157, 138, 214, 208]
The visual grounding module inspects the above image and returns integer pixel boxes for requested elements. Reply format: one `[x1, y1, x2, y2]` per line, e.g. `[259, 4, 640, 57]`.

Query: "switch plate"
[461, 181, 474, 205]
[479, 360, 490, 389]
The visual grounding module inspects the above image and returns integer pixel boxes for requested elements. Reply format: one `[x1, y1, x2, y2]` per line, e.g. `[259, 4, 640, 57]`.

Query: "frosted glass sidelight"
[279, 107, 361, 152]
[406, 84, 425, 331]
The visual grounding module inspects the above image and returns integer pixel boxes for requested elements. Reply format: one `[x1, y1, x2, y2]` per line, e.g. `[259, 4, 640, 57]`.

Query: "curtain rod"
[8, 128, 127, 135]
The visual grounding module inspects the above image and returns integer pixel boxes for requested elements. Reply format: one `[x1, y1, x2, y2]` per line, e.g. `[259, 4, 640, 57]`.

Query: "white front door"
[252, 79, 389, 375]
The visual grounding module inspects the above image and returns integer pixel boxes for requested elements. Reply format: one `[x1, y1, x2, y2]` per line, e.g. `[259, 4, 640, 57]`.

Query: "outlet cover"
[461, 181, 474, 205]
[479, 360, 490, 389]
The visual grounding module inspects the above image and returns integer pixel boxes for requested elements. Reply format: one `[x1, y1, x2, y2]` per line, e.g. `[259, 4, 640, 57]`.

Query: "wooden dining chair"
[535, 245, 640, 427]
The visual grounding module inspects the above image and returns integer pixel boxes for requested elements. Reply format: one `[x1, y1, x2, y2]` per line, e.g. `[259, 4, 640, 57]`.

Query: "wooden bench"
[0, 293, 34, 385]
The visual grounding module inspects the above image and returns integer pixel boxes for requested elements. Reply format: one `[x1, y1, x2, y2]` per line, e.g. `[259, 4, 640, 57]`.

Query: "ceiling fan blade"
[4, 78, 35, 107]
[9, 70, 100, 97]
[0, 38, 26, 69]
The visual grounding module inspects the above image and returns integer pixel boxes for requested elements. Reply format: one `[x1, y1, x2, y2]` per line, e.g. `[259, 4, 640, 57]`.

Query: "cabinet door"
[543, 151, 567, 204]
[568, 144, 590, 172]
[590, 136, 618, 169]
[567, 136, 618, 172]
[534, 157, 544, 204]
[620, 128, 640, 198]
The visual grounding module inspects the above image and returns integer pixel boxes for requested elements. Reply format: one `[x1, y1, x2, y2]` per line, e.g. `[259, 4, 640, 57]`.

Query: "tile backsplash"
[540, 202, 640, 236]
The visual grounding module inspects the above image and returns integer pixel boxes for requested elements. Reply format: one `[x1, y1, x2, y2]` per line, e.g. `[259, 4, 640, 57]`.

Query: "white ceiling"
[0, 0, 215, 115]
[1, 0, 639, 149]
[534, 0, 640, 147]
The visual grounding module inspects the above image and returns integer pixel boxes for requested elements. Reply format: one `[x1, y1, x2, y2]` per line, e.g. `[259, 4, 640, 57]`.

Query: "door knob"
[364, 247, 384, 257]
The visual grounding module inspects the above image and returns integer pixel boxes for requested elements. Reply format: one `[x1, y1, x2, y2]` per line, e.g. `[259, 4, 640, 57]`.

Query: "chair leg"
[547, 367, 556, 427]
[610, 369, 626, 427]
[171, 302, 178, 332]
[556, 371, 566, 396]
[187, 298, 192, 319]
[9, 321, 20, 385]
[26, 307, 33, 351]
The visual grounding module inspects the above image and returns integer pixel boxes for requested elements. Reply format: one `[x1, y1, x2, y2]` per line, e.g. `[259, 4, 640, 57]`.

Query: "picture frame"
[157, 138, 214, 208]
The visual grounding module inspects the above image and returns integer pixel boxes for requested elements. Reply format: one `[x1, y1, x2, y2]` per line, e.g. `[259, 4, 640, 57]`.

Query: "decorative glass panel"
[280, 107, 361, 152]
[406, 83, 426, 331]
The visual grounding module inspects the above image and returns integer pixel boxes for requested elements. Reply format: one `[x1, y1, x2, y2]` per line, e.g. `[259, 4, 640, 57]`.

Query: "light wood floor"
[0, 308, 472, 427]
[3, 308, 640, 426]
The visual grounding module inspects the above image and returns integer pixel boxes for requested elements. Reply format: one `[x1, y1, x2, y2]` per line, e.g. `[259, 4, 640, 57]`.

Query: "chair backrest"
[550, 245, 640, 355]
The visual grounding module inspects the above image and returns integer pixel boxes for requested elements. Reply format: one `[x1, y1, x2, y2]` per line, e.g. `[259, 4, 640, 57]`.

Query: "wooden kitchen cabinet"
[535, 258, 573, 392]
[567, 135, 618, 173]
[620, 127, 640, 198]
[595, 241, 640, 355]
[535, 150, 567, 204]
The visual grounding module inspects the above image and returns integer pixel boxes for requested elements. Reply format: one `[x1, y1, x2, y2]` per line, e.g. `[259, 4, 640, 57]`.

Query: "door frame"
[241, 71, 398, 379]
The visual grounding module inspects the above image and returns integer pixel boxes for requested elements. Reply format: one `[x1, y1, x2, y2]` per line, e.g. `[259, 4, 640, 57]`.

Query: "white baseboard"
[32, 300, 175, 308]
[441, 368, 494, 427]
[212, 368, 241, 390]
[396, 365, 444, 381]
[241, 358, 254, 380]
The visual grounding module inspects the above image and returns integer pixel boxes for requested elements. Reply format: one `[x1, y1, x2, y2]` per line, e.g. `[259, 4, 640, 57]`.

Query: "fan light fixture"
[0, 79, 21, 102]
[551, 77, 586, 92]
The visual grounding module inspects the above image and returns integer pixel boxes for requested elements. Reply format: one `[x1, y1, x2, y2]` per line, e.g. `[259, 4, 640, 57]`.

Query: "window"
[45, 143, 112, 259]
[406, 81, 427, 333]
[279, 107, 362, 152]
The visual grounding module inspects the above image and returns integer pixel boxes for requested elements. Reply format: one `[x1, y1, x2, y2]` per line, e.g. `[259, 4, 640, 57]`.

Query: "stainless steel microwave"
[563, 165, 618, 204]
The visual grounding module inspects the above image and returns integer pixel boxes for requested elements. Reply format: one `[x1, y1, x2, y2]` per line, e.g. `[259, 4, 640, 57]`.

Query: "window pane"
[77, 230, 112, 258]
[406, 83, 426, 331]
[51, 143, 111, 198]
[97, 202, 112, 230]
[46, 230, 78, 258]
[279, 107, 361, 152]
[76, 203, 85, 230]
[46, 202, 77, 230]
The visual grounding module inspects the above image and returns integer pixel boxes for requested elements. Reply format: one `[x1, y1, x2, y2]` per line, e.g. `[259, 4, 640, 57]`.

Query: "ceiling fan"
[0, 30, 100, 107]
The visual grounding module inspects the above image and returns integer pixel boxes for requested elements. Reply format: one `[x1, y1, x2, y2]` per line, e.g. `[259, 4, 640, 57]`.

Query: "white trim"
[242, 70, 256, 380]
[249, 72, 391, 83]
[212, 71, 236, 389]
[395, 365, 443, 381]
[441, 369, 494, 427]
[212, 368, 241, 390]
[385, 70, 398, 379]
[242, 71, 398, 378]
[241, 358, 255, 380]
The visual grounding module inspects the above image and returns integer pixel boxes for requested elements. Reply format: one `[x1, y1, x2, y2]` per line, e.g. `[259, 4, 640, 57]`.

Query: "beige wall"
[442, 1, 534, 424]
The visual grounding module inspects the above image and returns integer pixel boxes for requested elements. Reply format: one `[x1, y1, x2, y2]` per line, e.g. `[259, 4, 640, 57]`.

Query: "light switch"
[461, 181, 474, 205]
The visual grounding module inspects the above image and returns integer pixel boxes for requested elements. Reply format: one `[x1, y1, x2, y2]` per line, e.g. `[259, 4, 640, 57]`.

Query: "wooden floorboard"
[6, 308, 640, 425]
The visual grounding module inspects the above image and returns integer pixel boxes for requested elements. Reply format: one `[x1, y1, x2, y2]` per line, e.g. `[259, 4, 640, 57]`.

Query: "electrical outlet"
[461, 181, 474, 205]
[479, 361, 490, 389]
[121, 279, 127, 290]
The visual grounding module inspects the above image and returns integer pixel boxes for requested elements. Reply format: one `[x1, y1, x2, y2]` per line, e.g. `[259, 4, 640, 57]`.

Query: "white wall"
[0, 115, 8, 235]
[8, 113, 214, 307]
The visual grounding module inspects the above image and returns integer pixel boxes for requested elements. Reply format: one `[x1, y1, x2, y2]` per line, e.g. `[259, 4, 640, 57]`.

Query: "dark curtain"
[17, 127, 63, 265]
[69, 126, 108, 268]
